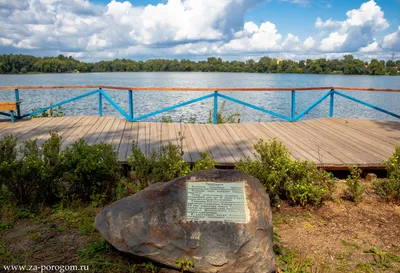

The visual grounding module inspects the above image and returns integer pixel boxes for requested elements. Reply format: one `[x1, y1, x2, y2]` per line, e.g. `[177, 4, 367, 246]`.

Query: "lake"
[0, 72, 399, 122]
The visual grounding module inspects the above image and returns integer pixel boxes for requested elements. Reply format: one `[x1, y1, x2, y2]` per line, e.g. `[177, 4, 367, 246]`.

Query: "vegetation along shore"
[1, 54, 399, 75]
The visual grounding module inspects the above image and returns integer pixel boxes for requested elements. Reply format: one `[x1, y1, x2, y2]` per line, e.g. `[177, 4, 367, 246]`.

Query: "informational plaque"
[186, 182, 247, 223]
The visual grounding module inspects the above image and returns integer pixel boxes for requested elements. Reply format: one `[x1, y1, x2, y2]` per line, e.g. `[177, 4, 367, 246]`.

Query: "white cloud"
[320, 32, 348, 52]
[303, 37, 315, 50]
[359, 41, 380, 52]
[315, 0, 389, 52]
[381, 26, 400, 51]
[0, 0, 398, 61]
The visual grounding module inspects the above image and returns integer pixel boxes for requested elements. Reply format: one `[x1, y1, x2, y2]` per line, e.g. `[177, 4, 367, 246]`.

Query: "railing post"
[329, 89, 334, 118]
[15, 89, 21, 117]
[10, 111, 15, 123]
[213, 90, 218, 124]
[291, 90, 296, 121]
[99, 88, 103, 116]
[128, 90, 133, 120]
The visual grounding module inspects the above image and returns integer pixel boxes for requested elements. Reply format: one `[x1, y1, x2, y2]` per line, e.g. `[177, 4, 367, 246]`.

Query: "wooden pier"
[1, 116, 399, 169]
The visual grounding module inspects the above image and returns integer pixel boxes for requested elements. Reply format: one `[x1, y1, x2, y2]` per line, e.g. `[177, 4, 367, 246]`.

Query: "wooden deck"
[0, 117, 399, 169]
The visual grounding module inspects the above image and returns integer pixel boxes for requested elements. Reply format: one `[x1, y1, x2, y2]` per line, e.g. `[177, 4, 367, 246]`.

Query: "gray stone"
[95, 169, 276, 273]
[365, 173, 377, 182]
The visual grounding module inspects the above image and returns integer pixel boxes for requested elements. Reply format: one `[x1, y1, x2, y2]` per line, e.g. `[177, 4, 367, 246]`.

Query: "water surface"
[0, 73, 399, 122]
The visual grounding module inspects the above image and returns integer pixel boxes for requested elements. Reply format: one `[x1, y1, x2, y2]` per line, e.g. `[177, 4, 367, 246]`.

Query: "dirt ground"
[274, 180, 400, 272]
[1, 180, 400, 273]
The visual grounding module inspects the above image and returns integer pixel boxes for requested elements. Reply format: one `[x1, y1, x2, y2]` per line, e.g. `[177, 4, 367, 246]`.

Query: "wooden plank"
[270, 122, 343, 165]
[149, 122, 160, 155]
[160, 122, 169, 149]
[1, 118, 53, 138]
[118, 121, 132, 162]
[126, 122, 139, 159]
[292, 121, 366, 165]
[104, 118, 123, 145]
[55, 116, 87, 146]
[17, 117, 69, 142]
[2, 85, 399, 92]
[187, 124, 212, 160]
[84, 117, 110, 145]
[61, 116, 98, 149]
[306, 119, 389, 162]
[332, 118, 400, 144]
[95, 117, 116, 144]
[179, 123, 200, 162]
[300, 120, 378, 164]
[214, 125, 246, 162]
[315, 118, 395, 157]
[205, 124, 236, 163]
[222, 124, 256, 161]
[0, 102, 17, 111]
[282, 121, 351, 165]
[248, 122, 309, 161]
[111, 119, 126, 156]
[35, 117, 75, 146]
[196, 124, 225, 163]
[137, 122, 148, 156]
[174, 123, 192, 163]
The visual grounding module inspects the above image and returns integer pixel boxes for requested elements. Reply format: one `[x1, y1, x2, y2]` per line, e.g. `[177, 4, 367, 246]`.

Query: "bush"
[0, 135, 18, 188]
[0, 134, 63, 206]
[61, 139, 120, 203]
[374, 146, 400, 200]
[127, 142, 216, 186]
[235, 139, 334, 206]
[345, 165, 365, 203]
[208, 101, 240, 124]
[192, 152, 216, 172]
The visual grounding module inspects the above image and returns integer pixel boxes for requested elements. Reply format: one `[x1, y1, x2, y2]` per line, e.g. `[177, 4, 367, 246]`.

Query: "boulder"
[95, 169, 276, 273]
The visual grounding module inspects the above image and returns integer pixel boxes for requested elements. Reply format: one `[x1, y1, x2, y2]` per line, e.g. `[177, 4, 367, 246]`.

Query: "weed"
[141, 262, 159, 273]
[176, 259, 194, 272]
[77, 239, 132, 273]
[340, 240, 361, 250]
[364, 246, 400, 269]
[31, 105, 65, 118]
[374, 146, 400, 201]
[53, 204, 97, 235]
[0, 222, 13, 231]
[355, 263, 374, 273]
[345, 165, 365, 204]
[160, 116, 174, 123]
[208, 100, 240, 124]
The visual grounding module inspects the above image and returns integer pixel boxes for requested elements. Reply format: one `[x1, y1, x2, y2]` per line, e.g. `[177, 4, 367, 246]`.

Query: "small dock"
[1, 117, 399, 169]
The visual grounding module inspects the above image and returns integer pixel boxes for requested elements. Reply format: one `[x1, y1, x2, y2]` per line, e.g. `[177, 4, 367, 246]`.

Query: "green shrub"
[235, 139, 335, 206]
[192, 152, 216, 172]
[0, 134, 63, 206]
[374, 178, 399, 200]
[127, 142, 216, 186]
[128, 141, 190, 185]
[61, 139, 120, 203]
[374, 146, 400, 200]
[385, 146, 400, 181]
[0, 135, 17, 188]
[345, 165, 365, 203]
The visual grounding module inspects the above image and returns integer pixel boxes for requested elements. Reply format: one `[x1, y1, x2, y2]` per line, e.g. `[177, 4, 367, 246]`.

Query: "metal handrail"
[0, 86, 399, 123]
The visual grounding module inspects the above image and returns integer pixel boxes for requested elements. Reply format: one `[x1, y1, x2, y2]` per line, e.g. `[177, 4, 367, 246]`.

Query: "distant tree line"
[0, 54, 399, 75]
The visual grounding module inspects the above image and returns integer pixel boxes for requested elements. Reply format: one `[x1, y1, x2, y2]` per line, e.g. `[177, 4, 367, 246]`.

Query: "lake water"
[0, 72, 399, 122]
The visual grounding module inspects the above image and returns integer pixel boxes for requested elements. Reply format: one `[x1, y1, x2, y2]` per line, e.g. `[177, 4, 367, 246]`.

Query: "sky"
[0, 0, 399, 62]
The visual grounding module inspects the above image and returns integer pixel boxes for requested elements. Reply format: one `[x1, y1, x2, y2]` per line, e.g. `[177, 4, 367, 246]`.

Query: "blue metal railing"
[0, 86, 399, 123]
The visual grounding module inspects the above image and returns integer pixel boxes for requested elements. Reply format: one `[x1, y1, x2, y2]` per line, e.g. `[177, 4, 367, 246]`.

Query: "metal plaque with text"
[186, 182, 247, 223]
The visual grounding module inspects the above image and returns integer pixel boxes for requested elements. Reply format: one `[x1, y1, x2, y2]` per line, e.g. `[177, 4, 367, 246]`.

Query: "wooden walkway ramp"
[0, 117, 399, 169]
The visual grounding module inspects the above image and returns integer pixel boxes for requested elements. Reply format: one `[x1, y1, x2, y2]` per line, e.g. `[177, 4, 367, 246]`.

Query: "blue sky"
[0, 0, 399, 61]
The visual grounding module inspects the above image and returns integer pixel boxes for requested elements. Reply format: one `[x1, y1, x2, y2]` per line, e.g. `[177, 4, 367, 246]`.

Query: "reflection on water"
[0, 72, 399, 122]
